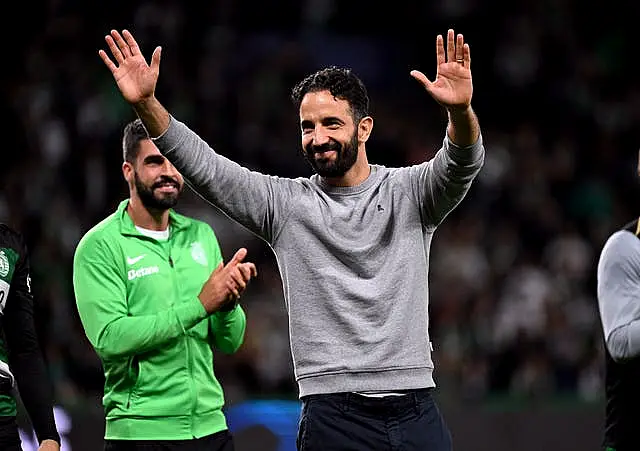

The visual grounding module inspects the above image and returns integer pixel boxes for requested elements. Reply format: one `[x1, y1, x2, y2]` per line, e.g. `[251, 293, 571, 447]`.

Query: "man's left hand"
[410, 28, 473, 112]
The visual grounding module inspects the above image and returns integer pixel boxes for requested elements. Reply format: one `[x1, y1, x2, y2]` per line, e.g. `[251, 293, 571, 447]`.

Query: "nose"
[311, 127, 330, 147]
[162, 159, 179, 176]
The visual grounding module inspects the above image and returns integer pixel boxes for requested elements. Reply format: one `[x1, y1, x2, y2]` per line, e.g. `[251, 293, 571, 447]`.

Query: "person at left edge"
[0, 223, 60, 451]
[73, 119, 257, 451]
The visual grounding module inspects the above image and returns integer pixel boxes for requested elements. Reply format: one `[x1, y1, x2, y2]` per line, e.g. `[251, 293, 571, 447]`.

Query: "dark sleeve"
[3, 231, 60, 444]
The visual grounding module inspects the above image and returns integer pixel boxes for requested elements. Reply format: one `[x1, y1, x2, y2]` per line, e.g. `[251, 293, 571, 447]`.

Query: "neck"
[127, 197, 170, 231]
[322, 149, 370, 187]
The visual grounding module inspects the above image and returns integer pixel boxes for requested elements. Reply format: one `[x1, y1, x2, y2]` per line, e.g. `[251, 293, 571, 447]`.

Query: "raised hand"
[198, 248, 258, 314]
[98, 29, 161, 105]
[410, 29, 472, 111]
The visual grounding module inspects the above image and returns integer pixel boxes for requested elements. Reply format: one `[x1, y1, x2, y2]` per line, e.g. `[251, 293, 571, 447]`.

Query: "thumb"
[228, 248, 247, 266]
[409, 70, 434, 91]
[150, 46, 162, 71]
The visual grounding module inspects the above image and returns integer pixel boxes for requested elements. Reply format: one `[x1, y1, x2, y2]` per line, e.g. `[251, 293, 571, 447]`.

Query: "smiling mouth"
[154, 183, 179, 192]
[314, 150, 337, 159]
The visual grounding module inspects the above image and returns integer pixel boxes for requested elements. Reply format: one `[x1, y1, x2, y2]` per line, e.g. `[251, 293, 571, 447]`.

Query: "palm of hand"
[429, 62, 472, 110]
[113, 54, 157, 105]
[99, 30, 160, 105]
[410, 29, 474, 111]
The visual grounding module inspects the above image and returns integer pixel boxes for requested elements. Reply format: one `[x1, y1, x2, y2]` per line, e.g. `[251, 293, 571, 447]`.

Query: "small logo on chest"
[190, 242, 208, 266]
[126, 254, 146, 265]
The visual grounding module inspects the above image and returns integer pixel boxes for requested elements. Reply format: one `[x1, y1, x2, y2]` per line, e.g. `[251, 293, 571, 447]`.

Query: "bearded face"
[134, 171, 183, 211]
[303, 129, 359, 177]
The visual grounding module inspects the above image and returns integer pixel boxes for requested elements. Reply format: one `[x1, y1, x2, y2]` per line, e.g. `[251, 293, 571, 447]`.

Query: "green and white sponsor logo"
[127, 265, 159, 281]
[0, 248, 18, 313]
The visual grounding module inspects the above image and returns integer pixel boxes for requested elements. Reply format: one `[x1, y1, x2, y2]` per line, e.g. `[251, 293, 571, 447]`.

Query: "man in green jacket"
[73, 119, 257, 451]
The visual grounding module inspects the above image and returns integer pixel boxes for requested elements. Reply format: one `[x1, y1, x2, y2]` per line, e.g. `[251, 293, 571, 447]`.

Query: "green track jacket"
[73, 199, 246, 440]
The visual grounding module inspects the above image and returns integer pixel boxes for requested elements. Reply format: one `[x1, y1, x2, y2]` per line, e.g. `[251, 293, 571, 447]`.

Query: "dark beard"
[304, 132, 359, 177]
[134, 172, 181, 211]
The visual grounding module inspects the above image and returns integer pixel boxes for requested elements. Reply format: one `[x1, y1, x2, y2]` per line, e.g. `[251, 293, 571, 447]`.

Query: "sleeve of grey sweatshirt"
[152, 117, 297, 242]
[405, 135, 485, 227]
[597, 229, 640, 362]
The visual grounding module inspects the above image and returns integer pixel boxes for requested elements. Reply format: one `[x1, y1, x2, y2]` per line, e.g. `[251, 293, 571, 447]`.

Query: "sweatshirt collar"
[313, 165, 380, 195]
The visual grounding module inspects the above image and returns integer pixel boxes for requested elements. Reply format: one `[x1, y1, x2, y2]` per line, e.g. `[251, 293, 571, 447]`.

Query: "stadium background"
[2, 1, 637, 449]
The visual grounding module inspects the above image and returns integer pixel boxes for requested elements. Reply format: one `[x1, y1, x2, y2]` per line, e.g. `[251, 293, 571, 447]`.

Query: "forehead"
[136, 139, 162, 161]
[299, 90, 351, 122]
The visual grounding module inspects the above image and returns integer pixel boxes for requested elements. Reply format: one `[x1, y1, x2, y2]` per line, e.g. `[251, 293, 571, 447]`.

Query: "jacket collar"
[116, 199, 188, 236]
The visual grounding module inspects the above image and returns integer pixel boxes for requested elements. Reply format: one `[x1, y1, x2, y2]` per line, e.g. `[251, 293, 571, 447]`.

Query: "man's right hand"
[99, 29, 160, 106]
[198, 248, 257, 314]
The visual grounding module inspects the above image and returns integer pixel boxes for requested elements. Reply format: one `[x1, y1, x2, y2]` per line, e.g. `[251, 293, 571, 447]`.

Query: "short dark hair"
[290, 66, 370, 123]
[122, 118, 149, 163]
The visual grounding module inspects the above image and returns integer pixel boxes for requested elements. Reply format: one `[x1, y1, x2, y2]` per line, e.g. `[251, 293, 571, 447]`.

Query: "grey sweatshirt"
[597, 228, 640, 361]
[154, 118, 485, 397]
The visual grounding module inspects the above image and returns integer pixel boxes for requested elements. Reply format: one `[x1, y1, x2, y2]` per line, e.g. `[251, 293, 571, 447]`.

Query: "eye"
[144, 156, 165, 166]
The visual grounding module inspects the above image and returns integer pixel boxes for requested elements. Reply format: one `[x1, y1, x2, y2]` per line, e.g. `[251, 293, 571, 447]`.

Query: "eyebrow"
[300, 116, 345, 128]
[143, 155, 166, 164]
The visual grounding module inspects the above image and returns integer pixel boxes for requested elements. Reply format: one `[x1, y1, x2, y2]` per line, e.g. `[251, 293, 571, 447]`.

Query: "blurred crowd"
[3, 0, 640, 412]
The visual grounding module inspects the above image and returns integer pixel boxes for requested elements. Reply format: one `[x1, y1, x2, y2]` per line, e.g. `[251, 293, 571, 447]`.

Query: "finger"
[226, 281, 240, 298]
[409, 70, 433, 90]
[237, 264, 252, 282]
[122, 29, 141, 56]
[227, 248, 247, 266]
[240, 262, 258, 280]
[455, 33, 464, 63]
[110, 29, 132, 58]
[463, 43, 471, 69]
[410, 70, 440, 99]
[105, 35, 124, 65]
[230, 270, 247, 291]
[150, 46, 162, 72]
[446, 29, 455, 63]
[435, 34, 445, 66]
[98, 49, 118, 74]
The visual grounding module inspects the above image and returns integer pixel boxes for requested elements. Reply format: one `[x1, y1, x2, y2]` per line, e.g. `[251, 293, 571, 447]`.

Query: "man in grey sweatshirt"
[99, 27, 484, 451]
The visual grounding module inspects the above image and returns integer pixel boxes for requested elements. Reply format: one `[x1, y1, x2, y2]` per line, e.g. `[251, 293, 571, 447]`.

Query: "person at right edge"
[597, 152, 640, 451]
[99, 28, 484, 450]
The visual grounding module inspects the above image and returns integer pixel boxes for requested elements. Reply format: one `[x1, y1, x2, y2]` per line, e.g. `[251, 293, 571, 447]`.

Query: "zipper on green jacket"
[126, 356, 136, 409]
[167, 242, 198, 431]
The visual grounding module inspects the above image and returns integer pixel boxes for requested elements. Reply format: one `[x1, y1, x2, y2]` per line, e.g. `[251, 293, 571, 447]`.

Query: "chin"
[153, 197, 179, 210]
[318, 171, 347, 178]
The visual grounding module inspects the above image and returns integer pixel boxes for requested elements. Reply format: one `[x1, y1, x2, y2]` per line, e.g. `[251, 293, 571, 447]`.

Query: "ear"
[358, 116, 373, 143]
[122, 161, 134, 186]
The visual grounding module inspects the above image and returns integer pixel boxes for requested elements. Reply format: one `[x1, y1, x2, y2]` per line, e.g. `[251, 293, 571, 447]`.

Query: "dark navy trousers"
[297, 388, 452, 451]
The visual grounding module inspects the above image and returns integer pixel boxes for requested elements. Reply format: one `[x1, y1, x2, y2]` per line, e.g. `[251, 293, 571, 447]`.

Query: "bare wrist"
[132, 96, 170, 138]
[447, 104, 472, 118]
